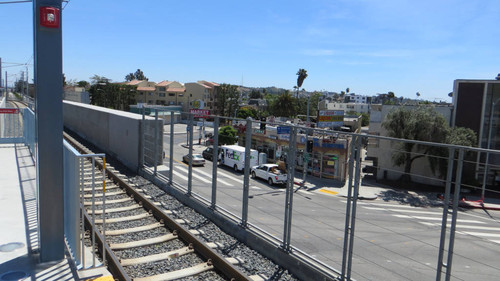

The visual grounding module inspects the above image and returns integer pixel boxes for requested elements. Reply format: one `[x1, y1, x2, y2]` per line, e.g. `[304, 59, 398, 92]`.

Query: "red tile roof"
[157, 81, 173, 87]
[126, 80, 144, 85]
[137, 86, 156, 91]
[166, 88, 186, 93]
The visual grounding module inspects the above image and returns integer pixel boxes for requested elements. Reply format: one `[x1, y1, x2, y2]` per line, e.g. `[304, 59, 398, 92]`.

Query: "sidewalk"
[0, 144, 111, 281]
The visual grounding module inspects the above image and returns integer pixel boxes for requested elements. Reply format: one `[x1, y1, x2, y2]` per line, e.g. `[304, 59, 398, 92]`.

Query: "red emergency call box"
[40, 7, 60, 28]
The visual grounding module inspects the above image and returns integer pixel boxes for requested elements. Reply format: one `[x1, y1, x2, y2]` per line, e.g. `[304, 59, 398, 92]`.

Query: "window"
[159, 87, 166, 91]
[139, 92, 143, 95]
[178, 94, 184, 97]
[169, 93, 175, 96]
[159, 93, 165, 97]
[148, 92, 152, 96]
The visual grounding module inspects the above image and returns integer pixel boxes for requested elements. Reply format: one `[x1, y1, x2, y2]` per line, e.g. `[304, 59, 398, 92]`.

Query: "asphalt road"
[160, 129, 500, 281]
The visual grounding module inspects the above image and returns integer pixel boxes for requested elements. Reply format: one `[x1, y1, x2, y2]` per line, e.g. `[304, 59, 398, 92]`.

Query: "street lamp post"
[481, 97, 500, 200]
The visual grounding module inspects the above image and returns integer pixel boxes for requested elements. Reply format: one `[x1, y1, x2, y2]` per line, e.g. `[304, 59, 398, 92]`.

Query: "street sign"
[0, 108, 19, 114]
[186, 126, 190, 131]
[277, 126, 290, 134]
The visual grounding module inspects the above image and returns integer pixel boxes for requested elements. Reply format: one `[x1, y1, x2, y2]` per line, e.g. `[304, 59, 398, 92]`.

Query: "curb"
[458, 200, 500, 211]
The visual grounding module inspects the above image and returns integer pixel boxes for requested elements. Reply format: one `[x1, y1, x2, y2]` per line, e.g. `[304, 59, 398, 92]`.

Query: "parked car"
[202, 147, 221, 161]
[183, 154, 205, 166]
[251, 164, 287, 186]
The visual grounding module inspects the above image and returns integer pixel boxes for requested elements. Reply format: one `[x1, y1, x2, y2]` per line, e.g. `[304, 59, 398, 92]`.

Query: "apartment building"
[184, 80, 219, 113]
[325, 101, 370, 114]
[156, 81, 186, 106]
[125, 80, 157, 104]
[345, 93, 370, 104]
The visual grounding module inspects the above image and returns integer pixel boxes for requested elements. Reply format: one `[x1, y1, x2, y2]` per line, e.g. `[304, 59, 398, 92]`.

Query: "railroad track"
[63, 132, 262, 281]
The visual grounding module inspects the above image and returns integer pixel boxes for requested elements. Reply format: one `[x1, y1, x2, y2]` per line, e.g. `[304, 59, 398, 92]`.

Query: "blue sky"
[1, 0, 499, 101]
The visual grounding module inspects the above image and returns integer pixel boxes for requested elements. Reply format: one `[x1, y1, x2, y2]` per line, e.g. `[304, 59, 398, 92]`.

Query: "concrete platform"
[0, 144, 111, 281]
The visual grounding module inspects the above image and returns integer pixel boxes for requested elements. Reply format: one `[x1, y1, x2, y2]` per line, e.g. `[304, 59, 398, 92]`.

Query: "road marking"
[393, 214, 486, 224]
[492, 240, 500, 244]
[320, 189, 338, 195]
[172, 170, 189, 181]
[250, 185, 262, 190]
[462, 231, 500, 238]
[362, 206, 442, 215]
[181, 166, 233, 186]
[175, 166, 213, 184]
[217, 170, 244, 184]
[419, 221, 500, 231]
[357, 201, 427, 209]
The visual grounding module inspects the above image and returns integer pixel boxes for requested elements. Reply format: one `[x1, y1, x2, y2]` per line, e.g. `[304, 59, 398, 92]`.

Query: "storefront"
[239, 127, 349, 181]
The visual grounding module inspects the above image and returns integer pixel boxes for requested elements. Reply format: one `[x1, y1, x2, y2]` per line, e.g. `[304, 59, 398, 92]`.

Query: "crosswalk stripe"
[251, 185, 262, 190]
[175, 166, 213, 184]
[419, 221, 500, 231]
[362, 206, 442, 215]
[172, 170, 189, 181]
[217, 170, 244, 184]
[357, 201, 429, 209]
[462, 231, 500, 238]
[393, 214, 486, 224]
[183, 166, 233, 186]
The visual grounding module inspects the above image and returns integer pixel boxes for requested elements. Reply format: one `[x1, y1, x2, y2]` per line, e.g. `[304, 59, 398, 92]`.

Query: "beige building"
[184, 81, 219, 113]
[125, 80, 157, 104]
[156, 81, 186, 106]
[124, 80, 186, 106]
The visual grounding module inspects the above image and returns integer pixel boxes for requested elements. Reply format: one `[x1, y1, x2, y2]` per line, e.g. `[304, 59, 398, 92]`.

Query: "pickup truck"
[251, 164, 287, 186]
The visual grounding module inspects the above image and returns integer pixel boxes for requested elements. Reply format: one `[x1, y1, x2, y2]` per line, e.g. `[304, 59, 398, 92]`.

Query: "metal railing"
[138, 110, 500, 281]
[63, 139, 107, 269]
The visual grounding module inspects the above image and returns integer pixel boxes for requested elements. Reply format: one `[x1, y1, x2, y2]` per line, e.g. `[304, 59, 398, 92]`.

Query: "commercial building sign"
[317, 110, 344, 128]
[190, 109, 209, 118]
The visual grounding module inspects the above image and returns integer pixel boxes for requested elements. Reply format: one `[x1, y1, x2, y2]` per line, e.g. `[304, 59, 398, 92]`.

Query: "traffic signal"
[260, 118, 266, 130]
[306, 140, 313, 153]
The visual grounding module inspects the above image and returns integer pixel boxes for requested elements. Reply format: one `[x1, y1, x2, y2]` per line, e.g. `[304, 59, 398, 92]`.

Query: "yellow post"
[102, 157, 106, 192]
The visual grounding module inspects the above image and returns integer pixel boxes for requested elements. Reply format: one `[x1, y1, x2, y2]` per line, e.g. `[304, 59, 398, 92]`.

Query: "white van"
[220, 145, 259, 172]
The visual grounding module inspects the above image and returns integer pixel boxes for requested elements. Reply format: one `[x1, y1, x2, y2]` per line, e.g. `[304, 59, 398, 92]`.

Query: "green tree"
[77, 80, 90, 88]
[125, 73, 135, 81]
[218, 125, 238, 145]
[249, 89, 262, 99]
[296, 68, 308, 98]
[90, 74, 111, 85]
[216, 83, 240, 117]
[382, 107, 450, 182]
[272, 90, 296, 118]
[134, 69, 148, 81]
[89, 83, 136, 111]
[237, 106, 257, 119]
[382, 107, 476, 182]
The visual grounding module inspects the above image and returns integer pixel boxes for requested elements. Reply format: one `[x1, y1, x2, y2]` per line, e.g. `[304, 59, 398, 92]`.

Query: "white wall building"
[366, 104, 453, 186]
[346, 93, 369, 104]
[326, 102, 370, 114]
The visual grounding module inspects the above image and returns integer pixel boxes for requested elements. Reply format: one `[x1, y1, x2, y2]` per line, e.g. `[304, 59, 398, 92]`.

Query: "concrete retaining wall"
[63, 101, 163, 171]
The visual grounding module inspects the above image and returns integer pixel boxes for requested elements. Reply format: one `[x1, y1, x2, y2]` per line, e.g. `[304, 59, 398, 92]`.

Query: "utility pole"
[34, 0, 64, 262]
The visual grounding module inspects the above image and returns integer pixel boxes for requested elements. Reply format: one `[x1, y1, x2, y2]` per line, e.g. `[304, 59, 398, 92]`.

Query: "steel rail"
[64, 132, 252, 281]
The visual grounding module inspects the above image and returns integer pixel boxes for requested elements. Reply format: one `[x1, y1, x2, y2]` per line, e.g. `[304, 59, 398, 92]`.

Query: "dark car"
[202, 147, 220, 161]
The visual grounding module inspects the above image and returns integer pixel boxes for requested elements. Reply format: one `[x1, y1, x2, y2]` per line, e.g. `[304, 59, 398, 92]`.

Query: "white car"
[251, 164, 287, 186]
[183, 154, 205, 166]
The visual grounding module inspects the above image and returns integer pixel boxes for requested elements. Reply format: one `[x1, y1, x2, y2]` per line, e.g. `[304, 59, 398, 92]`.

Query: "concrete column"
[34, 0, 64, 262]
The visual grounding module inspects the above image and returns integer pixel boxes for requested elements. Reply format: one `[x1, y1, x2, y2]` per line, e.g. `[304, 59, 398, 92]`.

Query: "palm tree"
[272, 90, 296, 117]
[296, 68, 308, 98]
